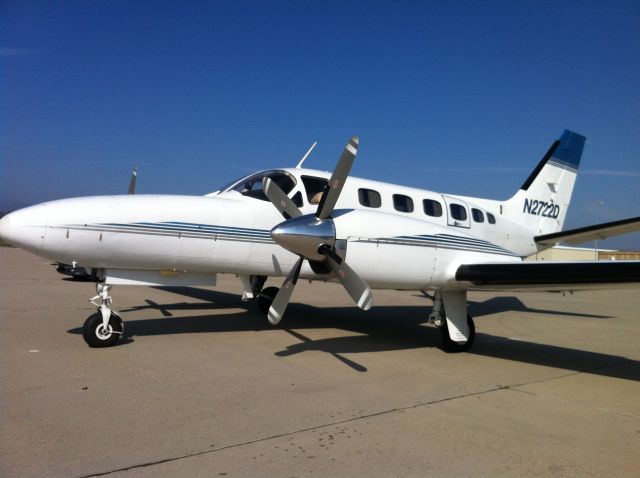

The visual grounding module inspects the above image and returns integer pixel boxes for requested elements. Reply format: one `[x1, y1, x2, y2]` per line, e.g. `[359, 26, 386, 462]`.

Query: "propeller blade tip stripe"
[267, 308, 282, 325]
[358, 290, 374, 311]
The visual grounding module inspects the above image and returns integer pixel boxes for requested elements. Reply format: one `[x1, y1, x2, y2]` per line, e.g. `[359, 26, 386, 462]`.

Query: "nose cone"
[0, 214, 11, 244]
[0, 205, 48, 252]
[0, 213, 12, 245]
[270, 214, 336, 261]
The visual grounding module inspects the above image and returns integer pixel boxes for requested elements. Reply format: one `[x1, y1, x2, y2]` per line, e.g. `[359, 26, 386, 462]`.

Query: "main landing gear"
[438, 314, 475, 352]
[257, 286, 279, 316]
[239, 275, 280, 317]
[427, 290, 475, 352]
[83, 283, 124, 348]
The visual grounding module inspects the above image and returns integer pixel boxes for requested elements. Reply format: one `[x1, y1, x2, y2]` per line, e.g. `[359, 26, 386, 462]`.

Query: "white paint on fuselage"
[214, 167, 536, 256]
[1, 166, 533, 291]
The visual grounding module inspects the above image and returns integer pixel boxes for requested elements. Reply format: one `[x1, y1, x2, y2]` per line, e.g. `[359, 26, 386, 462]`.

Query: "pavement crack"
[75, 384, 508, 478]
[506, 385, 640, 419]
[497, 358, 637, 393]
[501, 359, 640, 419]
[76, 359, 639, 477]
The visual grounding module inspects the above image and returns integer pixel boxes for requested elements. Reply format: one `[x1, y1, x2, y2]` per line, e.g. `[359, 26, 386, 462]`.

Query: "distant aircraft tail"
[503, 130, 585, 236]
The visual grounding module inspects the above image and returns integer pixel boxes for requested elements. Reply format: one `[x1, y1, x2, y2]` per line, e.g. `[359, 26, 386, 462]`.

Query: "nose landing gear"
[83, 283, 124, 348]
[82, 312, 123, 347]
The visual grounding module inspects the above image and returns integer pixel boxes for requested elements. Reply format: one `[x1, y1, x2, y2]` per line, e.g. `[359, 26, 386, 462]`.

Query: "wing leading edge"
[456, 261, 640, 290]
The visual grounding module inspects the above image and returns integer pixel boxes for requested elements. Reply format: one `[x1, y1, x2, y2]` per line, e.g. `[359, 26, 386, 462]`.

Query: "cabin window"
[301, 176, 328, 205]
[487, 213, 496, 224]
[393, 194, 414, 213]
[472, 208, 485, 223]
[292, 191, 303, 207]
[423, 199, 443, 217]
[358, 188, 381, 208]
[450, 203, 467, 221]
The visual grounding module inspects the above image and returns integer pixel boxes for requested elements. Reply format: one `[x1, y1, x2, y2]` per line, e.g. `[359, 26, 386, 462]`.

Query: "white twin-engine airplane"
[1, 130, 640, 351]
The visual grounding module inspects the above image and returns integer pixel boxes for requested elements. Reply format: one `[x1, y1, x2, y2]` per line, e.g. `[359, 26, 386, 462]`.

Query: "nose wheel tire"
[257, 286, 279, 315]
[439, 314, 475, 353]
[82, 312, 123, 348]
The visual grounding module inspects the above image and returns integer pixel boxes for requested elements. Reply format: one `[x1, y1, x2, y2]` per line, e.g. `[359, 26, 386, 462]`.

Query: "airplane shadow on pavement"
[67, 286, 638, 380]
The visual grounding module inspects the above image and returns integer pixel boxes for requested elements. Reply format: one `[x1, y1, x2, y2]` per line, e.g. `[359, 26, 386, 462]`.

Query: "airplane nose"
[0, 213, 12, 245]
[0, 206, 48, 252]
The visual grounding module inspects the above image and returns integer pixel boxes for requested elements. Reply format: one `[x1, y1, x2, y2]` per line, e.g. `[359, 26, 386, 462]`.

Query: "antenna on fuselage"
[295, 141, 317, 168]
[128, 167, 137, 194]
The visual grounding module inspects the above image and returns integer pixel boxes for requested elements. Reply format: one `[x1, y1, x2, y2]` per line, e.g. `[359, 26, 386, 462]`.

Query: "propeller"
[262, 136, 373, 325]
[262, 177, 302, 220]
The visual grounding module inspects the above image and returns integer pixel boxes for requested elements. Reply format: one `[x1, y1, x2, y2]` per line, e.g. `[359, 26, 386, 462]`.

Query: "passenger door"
[443, 195, 471, 228]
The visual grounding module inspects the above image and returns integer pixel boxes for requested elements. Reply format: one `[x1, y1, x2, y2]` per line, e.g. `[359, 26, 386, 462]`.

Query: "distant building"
[598, 250, 640, 260]
[528, 245, 640, 261]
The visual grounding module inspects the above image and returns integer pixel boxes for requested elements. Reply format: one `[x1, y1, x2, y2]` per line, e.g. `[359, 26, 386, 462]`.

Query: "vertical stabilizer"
[504, 130, 585, 236]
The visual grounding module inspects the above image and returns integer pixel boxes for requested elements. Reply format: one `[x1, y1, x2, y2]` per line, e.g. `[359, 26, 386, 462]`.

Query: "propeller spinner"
[262, 136, 373, 324]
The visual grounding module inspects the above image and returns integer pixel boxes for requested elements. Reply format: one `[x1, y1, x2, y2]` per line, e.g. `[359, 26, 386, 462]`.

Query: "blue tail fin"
[506, 129, 586, 236]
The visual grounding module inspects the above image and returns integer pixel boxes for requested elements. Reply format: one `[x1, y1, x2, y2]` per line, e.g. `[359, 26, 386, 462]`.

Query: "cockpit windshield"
[217, 170, 297, 201]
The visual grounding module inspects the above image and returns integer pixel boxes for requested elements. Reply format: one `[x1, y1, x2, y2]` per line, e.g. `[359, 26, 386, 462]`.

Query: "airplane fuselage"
[1, 167, 533, 291]
[5, 130, 638, 351]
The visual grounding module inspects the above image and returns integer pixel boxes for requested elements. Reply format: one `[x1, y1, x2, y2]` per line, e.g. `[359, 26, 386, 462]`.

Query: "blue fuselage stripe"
[60, 222, 517, 256]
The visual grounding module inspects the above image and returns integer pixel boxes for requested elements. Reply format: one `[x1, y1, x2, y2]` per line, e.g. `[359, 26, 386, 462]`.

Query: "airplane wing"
[535, 216, 640, 246]
[455, 261, 640, 290]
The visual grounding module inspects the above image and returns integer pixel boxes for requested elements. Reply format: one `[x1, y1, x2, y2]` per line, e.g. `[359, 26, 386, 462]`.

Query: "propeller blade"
[268, 257, 304, 325]
[263, 177, 303, 219]
[316, 136, 359, 220]
[324, 251, 373, 311]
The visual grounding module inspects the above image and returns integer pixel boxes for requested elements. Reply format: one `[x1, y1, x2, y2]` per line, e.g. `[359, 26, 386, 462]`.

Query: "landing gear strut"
[83, 283, 124, 348]
[240, 275, 280, 317]
[427, 290, 475, 352]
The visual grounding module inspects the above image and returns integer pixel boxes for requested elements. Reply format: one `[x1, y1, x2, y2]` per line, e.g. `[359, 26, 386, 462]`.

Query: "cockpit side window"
[301, 176, 329, 205]
[229, 170, 296, 202]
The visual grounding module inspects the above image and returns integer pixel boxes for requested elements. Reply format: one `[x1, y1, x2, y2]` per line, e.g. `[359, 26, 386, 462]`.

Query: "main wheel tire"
[257, 286, 279, 315]
[82, 312, 123, 348]
[439, 314, 475, 353]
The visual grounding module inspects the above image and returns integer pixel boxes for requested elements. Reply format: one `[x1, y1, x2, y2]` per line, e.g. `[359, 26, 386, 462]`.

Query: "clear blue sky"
[1, 1, 639, 248]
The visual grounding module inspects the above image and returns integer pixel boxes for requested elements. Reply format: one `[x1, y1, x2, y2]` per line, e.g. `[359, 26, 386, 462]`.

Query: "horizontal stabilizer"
[456, 261, 640, 288]
[535, 216, 640, 246]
